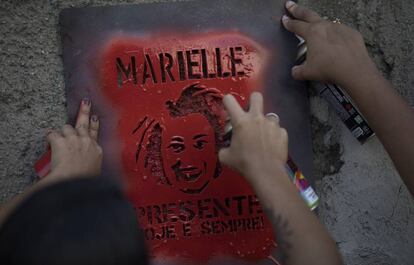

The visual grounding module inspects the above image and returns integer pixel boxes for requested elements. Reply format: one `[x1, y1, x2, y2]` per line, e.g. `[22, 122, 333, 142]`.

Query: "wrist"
[242, 160, 311, 217]
[251, 170, 303, 213]
[336, 59, 380, 90]
[244, 160, 295, 194]
[243, 159, 286, 180]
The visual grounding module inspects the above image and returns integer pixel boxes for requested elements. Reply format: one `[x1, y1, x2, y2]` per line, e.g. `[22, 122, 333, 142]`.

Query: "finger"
[291, 63, 310, 81]
[62, 124, 77, 137]
[76, 98, 91, 136]
[223, 94, 244, 123]
[285, 1, 322, 23]
[282, 15, 309, 38]
[266, 113, 280, 124]
[280, 128, 289, 142]
[249, 92, 264, 115]
[218, 148, 232, 166]
[280, 128, 289, 152]
[89, 115, 100, 141]
[46, 130, 63, 149]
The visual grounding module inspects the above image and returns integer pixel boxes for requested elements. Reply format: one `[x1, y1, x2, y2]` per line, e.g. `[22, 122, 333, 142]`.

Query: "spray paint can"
[296, 37, 375, 143]
[285, 156, 319, 211]
[223, 116, 319, 211]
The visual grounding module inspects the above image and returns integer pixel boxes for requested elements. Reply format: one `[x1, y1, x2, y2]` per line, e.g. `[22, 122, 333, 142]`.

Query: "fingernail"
[46, 129, 54, 135]
[286, 1, 296, 9]
[82, 98, 91, 105]
[91, 115, 99, 122]
[282, 15, 290, 23]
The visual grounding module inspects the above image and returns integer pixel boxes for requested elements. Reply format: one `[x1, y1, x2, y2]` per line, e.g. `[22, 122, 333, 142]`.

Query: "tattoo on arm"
[264, 208, 293, 265]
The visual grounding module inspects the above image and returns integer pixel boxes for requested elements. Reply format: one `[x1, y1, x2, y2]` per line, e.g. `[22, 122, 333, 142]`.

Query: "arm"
[341, 71, 414, 196]
[0, 99, 103, 227]
[282, 1, 414, 196]
[219, 93, 342, 265]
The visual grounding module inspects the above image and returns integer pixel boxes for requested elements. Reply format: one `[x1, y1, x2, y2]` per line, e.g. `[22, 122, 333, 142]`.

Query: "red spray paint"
[99, 32, 276, 262]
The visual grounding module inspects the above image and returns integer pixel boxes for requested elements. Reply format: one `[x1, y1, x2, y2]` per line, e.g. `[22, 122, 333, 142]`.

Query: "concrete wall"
[0, 0, 413, 264]
[302, 0, 414, 264]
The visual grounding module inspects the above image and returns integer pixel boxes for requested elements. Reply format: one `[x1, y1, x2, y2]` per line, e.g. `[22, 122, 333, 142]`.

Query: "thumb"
[218, 148, 233, 166]
[291, 63, 310, 81]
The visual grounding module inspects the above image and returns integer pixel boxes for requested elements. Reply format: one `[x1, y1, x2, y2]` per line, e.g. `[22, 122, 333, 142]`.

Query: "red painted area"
[99, 32, 275, 262]
[34, 147, 51, 178]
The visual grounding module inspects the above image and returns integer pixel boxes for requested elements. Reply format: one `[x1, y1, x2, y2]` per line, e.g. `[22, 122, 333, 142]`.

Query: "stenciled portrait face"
[161, 113, 217, 194]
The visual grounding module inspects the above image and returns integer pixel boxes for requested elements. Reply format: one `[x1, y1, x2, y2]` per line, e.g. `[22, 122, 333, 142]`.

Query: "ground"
[0, 0, 413, 264]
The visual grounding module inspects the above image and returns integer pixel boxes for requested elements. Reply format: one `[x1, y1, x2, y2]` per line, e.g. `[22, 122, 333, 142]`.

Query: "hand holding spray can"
[223, 113, 319, 211]
[296, 35, 375, 143]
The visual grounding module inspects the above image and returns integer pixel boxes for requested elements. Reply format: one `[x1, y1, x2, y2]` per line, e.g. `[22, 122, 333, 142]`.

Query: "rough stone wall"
[0, 0, 413, 264]
[301, 1, 414, 264]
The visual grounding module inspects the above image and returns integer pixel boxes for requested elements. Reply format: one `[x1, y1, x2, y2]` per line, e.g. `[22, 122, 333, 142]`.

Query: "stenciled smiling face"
[161, 113, 217, 194]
